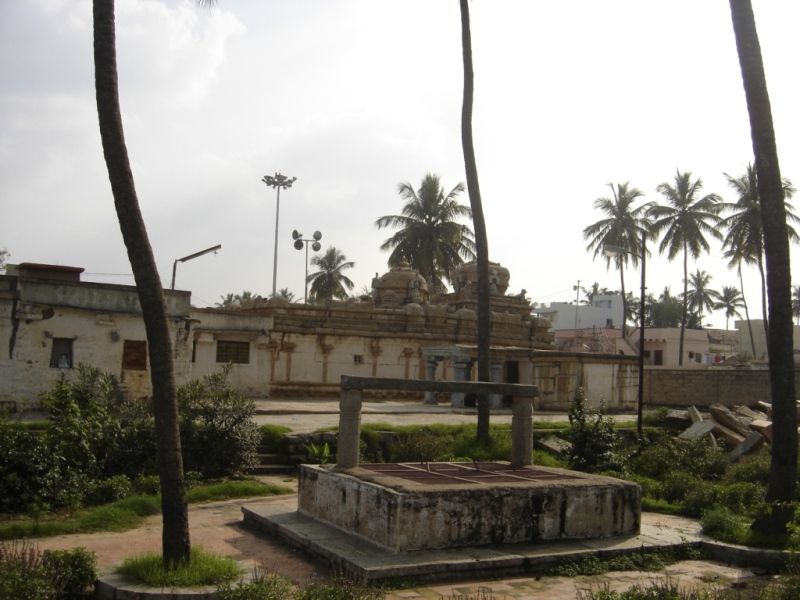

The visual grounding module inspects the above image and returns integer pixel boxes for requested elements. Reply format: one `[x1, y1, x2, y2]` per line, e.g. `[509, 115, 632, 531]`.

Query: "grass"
[0, 478, 289, 540]
[116, 547, 241, 587]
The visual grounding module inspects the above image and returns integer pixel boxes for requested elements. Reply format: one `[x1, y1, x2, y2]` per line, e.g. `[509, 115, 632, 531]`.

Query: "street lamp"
[262, 172, 297, 297]
[170, 244, 221, 290]
[573, 280, 585, 329]
[603, 231, 647, 438]
[292, 229, 322, 304]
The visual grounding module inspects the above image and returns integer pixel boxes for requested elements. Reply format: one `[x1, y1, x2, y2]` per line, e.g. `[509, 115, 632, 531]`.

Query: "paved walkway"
[30, 478, 761, 599]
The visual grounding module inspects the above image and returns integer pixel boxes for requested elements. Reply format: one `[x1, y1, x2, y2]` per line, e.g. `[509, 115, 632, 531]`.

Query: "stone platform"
[296, 463, 640, 553]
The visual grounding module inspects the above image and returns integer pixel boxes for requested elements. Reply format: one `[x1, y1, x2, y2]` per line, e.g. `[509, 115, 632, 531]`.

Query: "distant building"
[736, 319, 800, 363]
[537, 293, 624, 331]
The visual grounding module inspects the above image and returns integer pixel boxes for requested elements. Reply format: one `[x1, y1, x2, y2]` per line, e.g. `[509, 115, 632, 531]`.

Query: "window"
[653, 350, 663, 366]
[353, 354, 364, 364]
[50, 338, 73, 369]
[216, 340, 250, 364]
[122, 340, 147, 370]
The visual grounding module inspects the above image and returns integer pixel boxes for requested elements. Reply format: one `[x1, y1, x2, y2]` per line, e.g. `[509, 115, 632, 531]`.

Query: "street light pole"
[573, 280, 584, 329]
[292, 230, 322, 303]
[262, 172, 297, 297]
[170, 244, 222, 290]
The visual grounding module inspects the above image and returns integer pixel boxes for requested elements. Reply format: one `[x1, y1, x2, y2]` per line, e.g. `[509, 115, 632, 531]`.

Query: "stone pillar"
[511, 396, 533, 468]
[490, 362, 504, 408]
[336, 389, 362, 469]
[424, 358, 438, 404]
[450, 359, 469, 407]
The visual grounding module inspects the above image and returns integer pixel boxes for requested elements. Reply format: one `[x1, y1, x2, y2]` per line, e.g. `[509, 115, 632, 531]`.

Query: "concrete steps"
[249, 453, 295, 475]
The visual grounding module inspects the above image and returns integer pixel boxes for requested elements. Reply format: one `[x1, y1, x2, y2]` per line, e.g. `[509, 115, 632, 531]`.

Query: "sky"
[2, 0, 799, 330]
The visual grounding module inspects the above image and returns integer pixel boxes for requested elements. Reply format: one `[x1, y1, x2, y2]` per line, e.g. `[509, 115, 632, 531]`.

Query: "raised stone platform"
[296, 463, 641, 553]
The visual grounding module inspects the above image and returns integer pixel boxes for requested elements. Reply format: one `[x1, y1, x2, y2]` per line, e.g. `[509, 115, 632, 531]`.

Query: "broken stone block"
[711, 422, 747, 447]
[729, 431, 766, 462]
[756, 401, 772, 416]
[534, 435, 571, 456]
[734, 405, 768, 422]
[750, 419, 773, 443]
[709, 404, 752, 437]
[664, 410, 690, 426]
[687, 406, 704, 424]
[678, 421, 715, 441]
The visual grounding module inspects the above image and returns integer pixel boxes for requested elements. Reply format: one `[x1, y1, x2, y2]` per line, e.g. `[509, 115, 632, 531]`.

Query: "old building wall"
[643, 368, 782, 407]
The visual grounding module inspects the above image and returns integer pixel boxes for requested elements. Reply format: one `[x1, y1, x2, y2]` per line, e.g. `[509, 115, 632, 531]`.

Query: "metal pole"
[574, 280, 581, 329]
[171, 259, 178, 290]
[304, 240, 310, 304]
[272, 186, 281, 297]
[638, 231, 647, 438]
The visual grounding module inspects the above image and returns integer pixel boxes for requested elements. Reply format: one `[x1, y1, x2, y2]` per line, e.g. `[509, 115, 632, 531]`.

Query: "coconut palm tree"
[684, 269, 721, 328]
[720, 163, 797, 346]
[376, 174, 475, 294]
[273, 288, 296, 302]
[93, 0, 189, 564]
[583, 182, 651, 336]
[307, 246, 355, 303]
[648, 170, 722, 366]
[715, 286, 745, 330]
[459, 0, 492, 443]
[729, 0, 797, 535]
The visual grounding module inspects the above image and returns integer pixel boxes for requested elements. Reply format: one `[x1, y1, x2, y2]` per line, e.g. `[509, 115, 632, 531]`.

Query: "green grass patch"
[531, 449, 568, 468]
[0, 479, 288, 540]
[0, 495, 160, 540]
[116, 547, 241, 587]
[641, 497, 684, 515]
[259, 424, 292, 453]
[185, 479, 290, 503]
[546, 546, 702, 577]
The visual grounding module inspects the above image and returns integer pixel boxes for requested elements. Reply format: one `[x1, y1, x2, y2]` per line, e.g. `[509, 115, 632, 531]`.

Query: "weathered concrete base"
[296, 463, 640, 552]
[243, 504, 677, 583]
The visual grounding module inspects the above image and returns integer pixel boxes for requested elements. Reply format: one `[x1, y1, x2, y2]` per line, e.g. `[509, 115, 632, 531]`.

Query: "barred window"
[216, 340, 250, 364]
[50, 338, 73, 369]
[353, 354, 364, 364]
[122, 340, 147, 370]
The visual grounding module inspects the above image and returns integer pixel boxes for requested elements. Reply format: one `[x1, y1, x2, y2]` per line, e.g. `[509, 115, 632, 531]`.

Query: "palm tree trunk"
[729, 0, 797, 535]
[757, 252, 770, 354]
[459, 0, 492, 443]
[93, 0, 190, 564]
[618, 259, 627, 337]
[739, 263, 758, 358]
[679, 244, 688, 366]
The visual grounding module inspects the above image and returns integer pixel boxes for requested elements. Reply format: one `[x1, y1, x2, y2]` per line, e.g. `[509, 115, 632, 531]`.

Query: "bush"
[42, 546, 98, 598]
[217, 568, 294, 600]
[718, 481, 764, 516]
[629, 437, 726, 481]
[132, 474, 160, 496]
[567, 388, 619, 472]
[0, 541, 97, 600]
[388, 428, 449, 462]
[295, 578, 384, 600]
[178, 366, 260, 478]
[683, 482, 720, 518]
[661, 472, 702, 504]
[700, 505, 750, 544]
[83, 475, 132, 506]
[725, 449, 770, 485]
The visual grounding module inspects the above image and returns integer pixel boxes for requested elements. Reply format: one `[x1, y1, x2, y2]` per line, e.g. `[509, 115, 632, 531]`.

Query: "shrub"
[661, 472, 702, 504]
[132, 474, 160, 496]
[725, 449, 770, 485]
[718, 481, 764, 516]
[567, 388, 619, 472]
[683, 482, 720, 518]
[42, 546, 98, 598]
[0, 541, 97, 600]
[83, 475, 133, 506]
[217, 568, 293, 600]
[700, 505, 750, 544]
[629, 437, 726, 481]
[388, 428, 449, 462]
[178, 366, 260, 478]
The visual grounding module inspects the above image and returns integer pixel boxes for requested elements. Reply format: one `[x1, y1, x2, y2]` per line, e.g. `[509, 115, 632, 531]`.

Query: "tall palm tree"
[93, 0, 189, 564]
[720, 163, 797, 347]
[729, 0, 797, 535]
[734, 261, 758, 358]
[375, 174, 475, 294]
[583, 182, 651, 336]
[648, 170, 722, 366]
[715, 286, 745, 330]
[684, 269, 721, 328]
[459, 0, 492, 443]
[307, 246, 355, 303]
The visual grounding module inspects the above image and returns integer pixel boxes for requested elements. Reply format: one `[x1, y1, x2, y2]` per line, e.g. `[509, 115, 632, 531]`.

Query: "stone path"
[28, 477, 761, 599]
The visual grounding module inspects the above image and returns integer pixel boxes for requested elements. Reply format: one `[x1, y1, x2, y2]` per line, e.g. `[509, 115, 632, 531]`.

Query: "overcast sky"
[2, 0, 799, 330]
